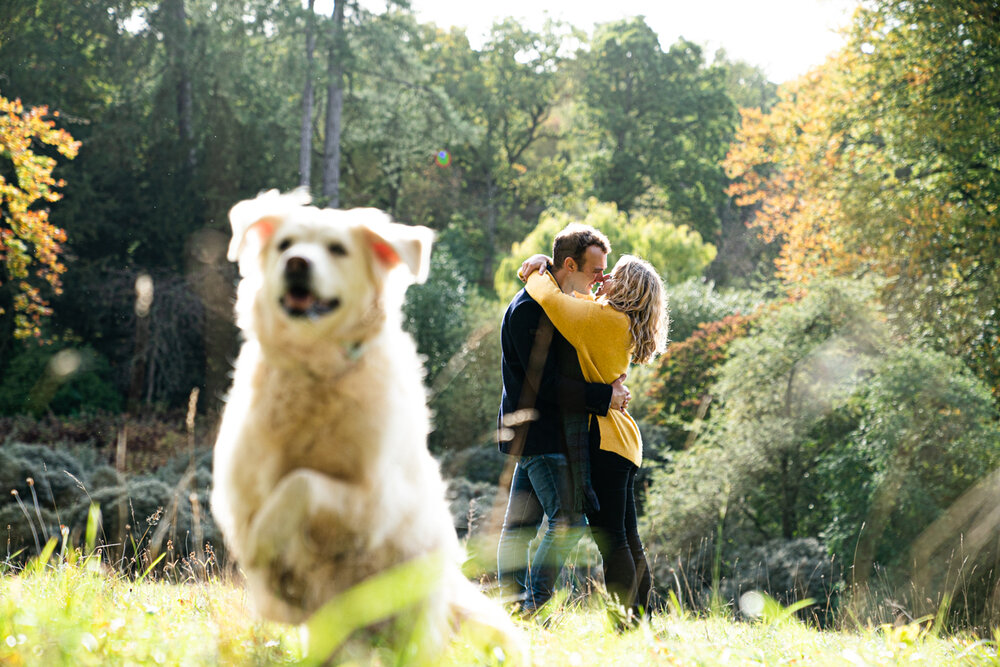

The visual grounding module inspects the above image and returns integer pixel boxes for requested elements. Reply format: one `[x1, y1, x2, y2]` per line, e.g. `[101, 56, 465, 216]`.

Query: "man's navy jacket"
[497, 287, 612, 457]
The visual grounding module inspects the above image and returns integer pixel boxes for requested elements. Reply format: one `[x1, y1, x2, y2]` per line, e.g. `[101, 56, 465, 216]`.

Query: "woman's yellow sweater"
[525, 272, 643, 467]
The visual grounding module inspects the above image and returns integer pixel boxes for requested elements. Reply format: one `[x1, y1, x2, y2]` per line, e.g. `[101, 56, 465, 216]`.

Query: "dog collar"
[344, 341, 366, 362]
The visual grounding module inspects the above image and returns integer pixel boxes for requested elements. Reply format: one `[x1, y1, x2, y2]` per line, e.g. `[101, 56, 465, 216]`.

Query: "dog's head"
[227, 189, 433, 347]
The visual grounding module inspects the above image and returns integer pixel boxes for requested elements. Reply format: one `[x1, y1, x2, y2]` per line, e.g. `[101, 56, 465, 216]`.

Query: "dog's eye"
[327, 242, 347, 256]
[277, 239, 292, 252]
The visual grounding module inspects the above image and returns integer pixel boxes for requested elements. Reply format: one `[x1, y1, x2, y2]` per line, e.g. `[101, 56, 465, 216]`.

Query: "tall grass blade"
[30, 537, 59, 574]
[85, 503, 101, 555]
[929, 592, 951, 637]
[760, 594, 815, 625]
[301, 552, 445, 666]
[137, 552, 166, 584]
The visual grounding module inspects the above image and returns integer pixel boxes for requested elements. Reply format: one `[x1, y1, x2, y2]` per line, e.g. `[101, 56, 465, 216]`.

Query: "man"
[496, 223, 628, 613]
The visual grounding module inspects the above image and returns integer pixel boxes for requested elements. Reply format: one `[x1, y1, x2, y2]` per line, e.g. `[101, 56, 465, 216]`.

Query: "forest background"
[1, 0, 998, 633]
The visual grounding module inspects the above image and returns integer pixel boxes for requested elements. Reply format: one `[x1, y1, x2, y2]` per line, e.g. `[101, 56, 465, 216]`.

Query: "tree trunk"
[322, 0, 346, 207]
[163, 0, 195, 170]
[780, 452, 797, 539]
[481, 176, 498, 290]
[127, 278, 153, 413]
[299, 0, 316, 188]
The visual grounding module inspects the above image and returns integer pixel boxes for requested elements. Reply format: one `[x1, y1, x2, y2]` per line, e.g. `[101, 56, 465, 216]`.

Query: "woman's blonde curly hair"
[601, 255, 669, 364]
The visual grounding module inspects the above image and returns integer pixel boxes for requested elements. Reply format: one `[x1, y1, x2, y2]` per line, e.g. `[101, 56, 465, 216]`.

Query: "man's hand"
[518, 254, 552, 282]
[610, 373, 631, 412]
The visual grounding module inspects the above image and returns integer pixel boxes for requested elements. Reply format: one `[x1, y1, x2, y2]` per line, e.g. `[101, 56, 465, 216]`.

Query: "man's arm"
[555, 373, 628, 416]
[508, 298, 628, 418]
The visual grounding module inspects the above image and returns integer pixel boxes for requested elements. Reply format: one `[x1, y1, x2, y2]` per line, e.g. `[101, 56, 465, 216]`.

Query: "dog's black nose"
[284, 256, 311, 282]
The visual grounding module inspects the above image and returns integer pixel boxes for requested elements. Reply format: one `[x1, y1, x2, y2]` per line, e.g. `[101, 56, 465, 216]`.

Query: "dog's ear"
[227, 189, 311, 267]
[357, 212, 434, 284]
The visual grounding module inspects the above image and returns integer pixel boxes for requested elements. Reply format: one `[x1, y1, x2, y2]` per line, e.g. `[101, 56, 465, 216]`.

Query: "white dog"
[211, 190, 519, 659]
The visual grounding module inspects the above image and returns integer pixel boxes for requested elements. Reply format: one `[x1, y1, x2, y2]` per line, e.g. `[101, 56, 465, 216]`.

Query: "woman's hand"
[518, 254, 552, 282]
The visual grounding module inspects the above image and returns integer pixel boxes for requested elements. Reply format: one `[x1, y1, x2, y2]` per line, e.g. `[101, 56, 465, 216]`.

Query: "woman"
[519, 252, 668, 622]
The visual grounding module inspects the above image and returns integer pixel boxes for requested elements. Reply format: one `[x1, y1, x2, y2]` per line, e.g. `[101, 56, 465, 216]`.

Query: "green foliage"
[725, 1, 1000, 398]
[644, 279, 1000, 613]
[424, 298, 504, 458]
[0, 344, 121, 416]
[664, 278, 762, 344]
[494, 199, 717, 301]
[0, 440, 221, 573]
[403, 245, 475, 385]
[340, 11, 472, 214]
[821, 344, 1000, 570]
[640, 279, 764, 459]
[643, 310, 760, 454]
[574, 19, 738, 239]
[836, 1, 1000, 400]
[420, 19, 572, 288]
[713, 50, 779, 113]
[2, 564, 996, 665]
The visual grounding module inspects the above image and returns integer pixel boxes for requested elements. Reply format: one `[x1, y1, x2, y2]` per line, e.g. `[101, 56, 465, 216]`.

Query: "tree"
[714, 49, 779, 114]
[299, 0, 317, 187]
[0, 95, 79, 341]
[574, 19, 737, 239]
[644, 279, 1000, 607]
[493, 199, 716, 300]
[312, 0, 430, 208]
[160, 0, 196, 170]
[337, 13, 469, 215]
[643, 310, 761, 453]
[424, 20, 570, 289]
[705, 51, 780, 288]
[724, 1, 1000, 396]
[321, 0, 346, 206]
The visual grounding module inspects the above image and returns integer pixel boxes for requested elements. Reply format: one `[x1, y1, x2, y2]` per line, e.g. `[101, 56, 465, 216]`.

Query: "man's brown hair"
[552, 223, 611, 271]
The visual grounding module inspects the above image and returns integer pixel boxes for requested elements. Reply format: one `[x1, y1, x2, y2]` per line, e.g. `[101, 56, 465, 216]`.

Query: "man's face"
[563, 245, 608, 295]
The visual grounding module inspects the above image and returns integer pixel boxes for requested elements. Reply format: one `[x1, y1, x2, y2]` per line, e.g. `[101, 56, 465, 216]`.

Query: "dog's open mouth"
[281, 286, 341, 319]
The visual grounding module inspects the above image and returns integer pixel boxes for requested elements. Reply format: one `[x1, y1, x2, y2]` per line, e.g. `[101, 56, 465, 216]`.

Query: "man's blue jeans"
[497, 453, 585, 611]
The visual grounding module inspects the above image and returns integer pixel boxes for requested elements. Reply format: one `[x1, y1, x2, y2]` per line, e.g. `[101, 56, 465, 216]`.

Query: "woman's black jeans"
[587, 446, 652, 619]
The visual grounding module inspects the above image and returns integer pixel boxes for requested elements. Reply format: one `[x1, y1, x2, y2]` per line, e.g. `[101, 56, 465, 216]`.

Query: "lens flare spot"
[135, 273, 154, 317]
[49, 349, 82, 379]
[740, 590, 765, 618]
[435, 149, 451, 168]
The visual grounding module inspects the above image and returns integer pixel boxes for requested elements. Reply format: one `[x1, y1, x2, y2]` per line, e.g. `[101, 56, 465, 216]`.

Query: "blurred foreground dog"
[211, 190, 521, 661]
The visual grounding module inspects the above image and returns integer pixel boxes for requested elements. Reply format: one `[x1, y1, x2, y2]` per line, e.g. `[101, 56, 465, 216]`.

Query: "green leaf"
[300, 551, 446, 666]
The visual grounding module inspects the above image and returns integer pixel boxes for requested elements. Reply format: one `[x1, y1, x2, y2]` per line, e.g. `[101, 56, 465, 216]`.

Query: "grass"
[2, 553, 998, 666]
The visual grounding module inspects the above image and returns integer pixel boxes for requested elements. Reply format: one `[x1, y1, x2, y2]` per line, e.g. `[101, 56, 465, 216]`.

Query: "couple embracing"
[496, 223, 668, 622]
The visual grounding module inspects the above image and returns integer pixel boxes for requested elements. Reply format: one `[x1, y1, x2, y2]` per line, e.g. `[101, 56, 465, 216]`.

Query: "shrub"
[0, 439, 223, 572]
[655, 537, 841, 623]
[643, 279, 1000, 627]
[642, 310, 761, 459]
[0, 344, 122, 416]
[0, 443, 86, 508]
[493, 199, 717, 301]
[65, 474, 221, 571]
[727, 538, 841, 616]
[426, 299, 505, 459]
[403, 245, 476, 385]
[665, 278, 762, 344]
[446, 477, 500, 538]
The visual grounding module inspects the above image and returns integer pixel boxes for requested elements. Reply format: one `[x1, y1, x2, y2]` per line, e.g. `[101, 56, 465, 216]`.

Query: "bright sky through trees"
[345, 0, 856, 82]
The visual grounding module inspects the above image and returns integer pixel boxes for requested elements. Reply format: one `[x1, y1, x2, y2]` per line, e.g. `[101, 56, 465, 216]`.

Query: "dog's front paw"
[246, 476, 312, 570]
